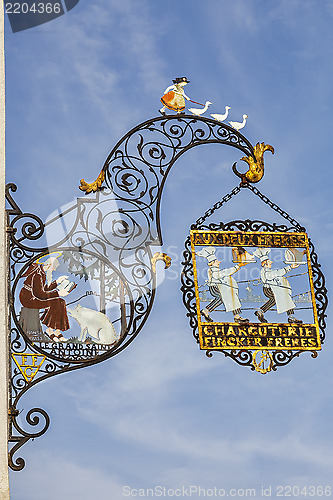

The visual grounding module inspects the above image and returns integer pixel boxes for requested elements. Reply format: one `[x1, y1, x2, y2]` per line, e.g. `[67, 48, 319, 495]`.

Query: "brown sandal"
[48, 333, 60, 343]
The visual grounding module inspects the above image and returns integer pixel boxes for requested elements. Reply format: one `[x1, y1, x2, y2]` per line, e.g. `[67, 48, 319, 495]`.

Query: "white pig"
[67, 304, 118, 345]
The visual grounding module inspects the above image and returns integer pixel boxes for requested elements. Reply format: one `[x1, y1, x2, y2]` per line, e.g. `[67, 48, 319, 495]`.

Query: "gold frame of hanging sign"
[190, 230, 321, 352]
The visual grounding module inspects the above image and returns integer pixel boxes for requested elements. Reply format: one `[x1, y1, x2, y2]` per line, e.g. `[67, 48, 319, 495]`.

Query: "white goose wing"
[189, 101, 212, 116]
[228, 120, 240, 129]
[188, 107, 201, 115]
[211, 106, 230, 122]
[229, 114, 248, 130]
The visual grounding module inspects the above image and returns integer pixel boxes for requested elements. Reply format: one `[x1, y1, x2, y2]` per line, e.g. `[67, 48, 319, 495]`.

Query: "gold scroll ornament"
[233, 142, 274, 183]
[151, 252, 172, 273]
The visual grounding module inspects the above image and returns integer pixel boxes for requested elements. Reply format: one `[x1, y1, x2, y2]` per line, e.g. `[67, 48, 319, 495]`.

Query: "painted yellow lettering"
[217, 338, 227, 347]
[284, 338, 291, 347]
[258, 326, 267, 336]
[288, 326, 297, 336]
[194, 234, 203, 245]
[31, 355, 38, 367]
[269, 327, 279, 336]
[248, 326, 258, 336]
[265, 235, 273, 246]
[227, 326, 235, 336]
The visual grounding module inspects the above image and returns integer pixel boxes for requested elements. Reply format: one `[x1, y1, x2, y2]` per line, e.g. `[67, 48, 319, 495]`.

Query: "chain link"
[245, 183, 305, 231]
[192, 186, 241, 227]
[191, 182, 305, 230]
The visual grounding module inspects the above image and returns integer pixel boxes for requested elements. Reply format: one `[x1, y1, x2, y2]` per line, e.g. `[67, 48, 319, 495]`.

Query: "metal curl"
[21, 216, 45, 240]
[5, 183, 22, 216]
[308, 237, 328, 342]
[25, 408, 50, 437]
[9, 408, 50, 471]
[271, 350, 301, 369]
[8, 445, 26, 472]
[10, 213, 45, 247]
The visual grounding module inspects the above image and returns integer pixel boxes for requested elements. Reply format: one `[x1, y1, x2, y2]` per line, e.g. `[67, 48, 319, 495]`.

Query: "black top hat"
[172, 77, 190, 84]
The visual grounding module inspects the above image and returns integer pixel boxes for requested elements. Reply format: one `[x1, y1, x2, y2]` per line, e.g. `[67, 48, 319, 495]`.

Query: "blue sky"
[5, 1, 333, 499]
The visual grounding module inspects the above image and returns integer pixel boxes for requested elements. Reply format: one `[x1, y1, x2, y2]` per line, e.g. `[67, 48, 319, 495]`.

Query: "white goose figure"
[211, 106, 231, 122]
[188, 101, 212, 116]
[229, 114, 248, 131]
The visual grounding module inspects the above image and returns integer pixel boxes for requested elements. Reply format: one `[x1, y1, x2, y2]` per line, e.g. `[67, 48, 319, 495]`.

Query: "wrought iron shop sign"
[181, 186, 327, 374]
[6, 110, 328, 470]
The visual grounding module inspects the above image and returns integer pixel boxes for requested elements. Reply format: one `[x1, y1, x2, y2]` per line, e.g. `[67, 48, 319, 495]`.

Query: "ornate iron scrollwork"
[7, 115, 261, 469]
[8, 113, 319, 466]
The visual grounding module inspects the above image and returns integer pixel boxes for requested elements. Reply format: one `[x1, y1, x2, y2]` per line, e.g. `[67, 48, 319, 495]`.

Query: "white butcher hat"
[253, 247, 271, 263]
[196, 247, 217, 264]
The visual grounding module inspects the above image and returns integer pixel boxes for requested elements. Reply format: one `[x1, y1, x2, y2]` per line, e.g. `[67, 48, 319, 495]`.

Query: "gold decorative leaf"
[79, 169, 105, 194]
[151, 252, 172, 274]
[240, 142, 274, 183]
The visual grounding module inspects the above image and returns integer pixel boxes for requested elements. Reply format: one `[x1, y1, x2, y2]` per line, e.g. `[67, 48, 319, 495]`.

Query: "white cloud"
[10, 451, 125, 500]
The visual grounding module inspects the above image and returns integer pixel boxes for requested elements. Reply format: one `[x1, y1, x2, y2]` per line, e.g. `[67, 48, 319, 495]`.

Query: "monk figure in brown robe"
[19, 256, 70, 342]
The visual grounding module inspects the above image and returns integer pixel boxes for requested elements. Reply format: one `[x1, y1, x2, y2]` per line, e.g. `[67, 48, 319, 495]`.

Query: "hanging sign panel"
[191, 230, 320, 353]
[181, 180, 327, 375]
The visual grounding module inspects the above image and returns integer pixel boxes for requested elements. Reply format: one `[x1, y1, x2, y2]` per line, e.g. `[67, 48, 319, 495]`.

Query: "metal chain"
[192, 186, 241, 227]
[244, 183, 305, 230]
[192, 182, 304, 230]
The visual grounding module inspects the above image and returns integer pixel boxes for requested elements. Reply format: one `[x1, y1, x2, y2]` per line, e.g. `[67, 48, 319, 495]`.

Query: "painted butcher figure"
[253, 248, 302, 324]
[197, 247, 249, 324]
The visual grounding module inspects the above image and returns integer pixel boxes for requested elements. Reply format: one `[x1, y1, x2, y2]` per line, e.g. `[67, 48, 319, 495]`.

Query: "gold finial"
[233, 142, 274, 183]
